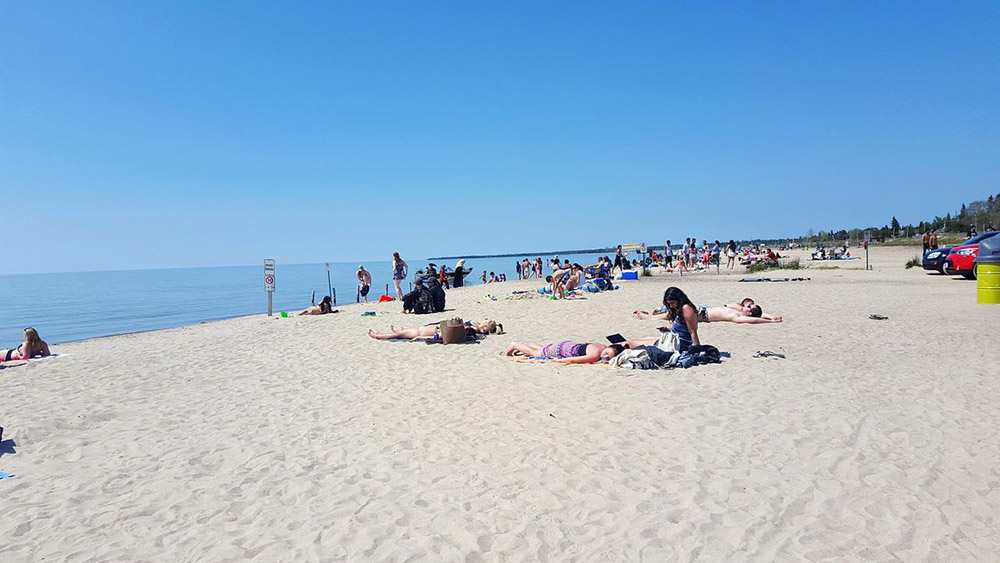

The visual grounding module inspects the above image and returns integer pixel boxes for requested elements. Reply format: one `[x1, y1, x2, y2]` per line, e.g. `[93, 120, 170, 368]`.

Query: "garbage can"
[976, 234, 1000, 304]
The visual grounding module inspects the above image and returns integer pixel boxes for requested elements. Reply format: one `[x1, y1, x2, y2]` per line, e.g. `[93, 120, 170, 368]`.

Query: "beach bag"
[655, 331, 681, 354]
[440, 318, 466, 344]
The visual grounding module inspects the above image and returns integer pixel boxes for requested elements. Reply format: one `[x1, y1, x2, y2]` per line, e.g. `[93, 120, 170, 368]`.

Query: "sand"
[2, 246, 999, 562]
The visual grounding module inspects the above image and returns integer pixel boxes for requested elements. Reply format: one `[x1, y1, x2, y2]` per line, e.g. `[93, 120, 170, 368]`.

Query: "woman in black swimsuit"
[2, 327, 51, 362]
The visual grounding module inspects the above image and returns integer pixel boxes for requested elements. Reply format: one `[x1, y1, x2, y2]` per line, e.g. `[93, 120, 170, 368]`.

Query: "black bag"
[414, 287, 434, 314]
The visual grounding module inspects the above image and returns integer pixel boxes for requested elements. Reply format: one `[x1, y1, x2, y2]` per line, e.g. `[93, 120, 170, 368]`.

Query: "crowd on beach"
[357, 245, 785, 370]
[3, 242, 784, 369]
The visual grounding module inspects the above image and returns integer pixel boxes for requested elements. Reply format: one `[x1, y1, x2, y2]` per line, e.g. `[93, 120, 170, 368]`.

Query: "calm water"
[0, 252, 615, 345]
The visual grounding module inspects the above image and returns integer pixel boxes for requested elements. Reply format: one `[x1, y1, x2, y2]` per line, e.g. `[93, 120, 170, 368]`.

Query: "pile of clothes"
[611, 344, 722, 370]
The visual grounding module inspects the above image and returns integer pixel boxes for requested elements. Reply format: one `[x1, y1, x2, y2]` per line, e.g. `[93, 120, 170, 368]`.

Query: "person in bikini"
[299, 295, 337, 315]
[505, 340, 624, 364]
[1, 327, 52, 362]
[368, 319, 501, 341]
[635, 297, 782, 324]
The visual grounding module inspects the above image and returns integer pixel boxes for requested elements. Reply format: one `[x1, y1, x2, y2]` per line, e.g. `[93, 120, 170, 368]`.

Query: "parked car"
[922, 231, 997, 273]
[944, 231, 999, 279]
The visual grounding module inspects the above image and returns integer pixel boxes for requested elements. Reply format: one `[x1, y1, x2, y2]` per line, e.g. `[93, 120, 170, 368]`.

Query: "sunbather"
[299, 296, 336, 315]
[1, 327, 51, 362]
[368, 319, 500, 341]
[505, 340, 624, 364]
[636, 297, 781, 324]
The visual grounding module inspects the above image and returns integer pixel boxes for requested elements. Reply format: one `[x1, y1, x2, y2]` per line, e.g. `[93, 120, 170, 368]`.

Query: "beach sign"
[864, 230, 872, 243]
[264, 259, 276, 292]
[265, 259, 276, 316]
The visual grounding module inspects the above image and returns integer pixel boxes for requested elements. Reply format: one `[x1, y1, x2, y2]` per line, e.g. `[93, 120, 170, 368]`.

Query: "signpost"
[326, 262, 333, 304]
[264, 259, 276, 316]
[863, 230, 872, 271]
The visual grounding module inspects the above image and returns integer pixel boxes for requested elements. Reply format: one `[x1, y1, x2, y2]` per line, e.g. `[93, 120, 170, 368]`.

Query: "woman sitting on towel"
[1, 327, 51, 362]
[629, 287, 701, 350]
[369, 319, 500, 341]
[505, 341, 624, 364]
[635, 297, 782, 324]
[299, 296, 337, 315]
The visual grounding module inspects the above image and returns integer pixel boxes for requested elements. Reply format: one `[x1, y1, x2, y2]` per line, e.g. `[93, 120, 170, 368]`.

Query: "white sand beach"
[2, 246, 998, 562]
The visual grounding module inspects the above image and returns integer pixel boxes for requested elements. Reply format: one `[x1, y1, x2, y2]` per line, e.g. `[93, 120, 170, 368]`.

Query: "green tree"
[891, 216, 900, 235]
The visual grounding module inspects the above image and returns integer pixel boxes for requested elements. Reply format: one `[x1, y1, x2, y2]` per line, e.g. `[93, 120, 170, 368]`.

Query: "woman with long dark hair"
[662, 287, 701, 350]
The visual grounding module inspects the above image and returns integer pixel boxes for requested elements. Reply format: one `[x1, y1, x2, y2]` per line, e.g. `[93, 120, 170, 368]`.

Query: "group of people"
[505, 287, 782, 365]
[391, 253, 474, 301]
[516, 257, 549, 280]
[921, 230, 940, 254]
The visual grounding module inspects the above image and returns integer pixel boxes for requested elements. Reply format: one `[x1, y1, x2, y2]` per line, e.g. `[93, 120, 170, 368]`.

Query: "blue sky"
[2, 1, 998, 274]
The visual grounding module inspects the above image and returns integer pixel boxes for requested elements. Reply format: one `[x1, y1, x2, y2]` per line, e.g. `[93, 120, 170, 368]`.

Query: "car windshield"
[961, 231, 999, 245]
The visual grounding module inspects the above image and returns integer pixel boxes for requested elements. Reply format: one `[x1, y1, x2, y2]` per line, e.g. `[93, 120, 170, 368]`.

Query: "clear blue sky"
[2, 1, 998, 274]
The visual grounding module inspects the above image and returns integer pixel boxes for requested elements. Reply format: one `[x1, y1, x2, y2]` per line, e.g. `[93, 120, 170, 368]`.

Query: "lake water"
[0, 252, 618, 344]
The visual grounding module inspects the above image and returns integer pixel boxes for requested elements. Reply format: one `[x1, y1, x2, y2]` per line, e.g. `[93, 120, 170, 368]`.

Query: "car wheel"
[962, 266, 977, 280]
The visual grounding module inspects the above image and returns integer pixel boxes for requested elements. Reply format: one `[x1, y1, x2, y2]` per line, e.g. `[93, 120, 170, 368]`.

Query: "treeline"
[796, 190, 1000, 244]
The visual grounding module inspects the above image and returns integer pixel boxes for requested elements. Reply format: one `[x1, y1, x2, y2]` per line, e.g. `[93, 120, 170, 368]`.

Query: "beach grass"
[747, 258, 801, 274]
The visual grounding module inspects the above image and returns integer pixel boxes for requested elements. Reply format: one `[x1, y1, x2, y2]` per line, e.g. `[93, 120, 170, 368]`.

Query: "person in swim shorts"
[505, 340, 624, 364]
[1, 327, 51, 362]
[635, 297, 782, 324]
[357, 265, 372, 303]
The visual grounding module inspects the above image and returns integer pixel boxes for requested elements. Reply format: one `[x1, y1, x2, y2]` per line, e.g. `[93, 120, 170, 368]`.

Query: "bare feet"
[505, 344, 520, 356]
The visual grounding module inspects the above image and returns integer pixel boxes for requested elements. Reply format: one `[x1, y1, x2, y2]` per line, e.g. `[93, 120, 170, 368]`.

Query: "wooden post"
[326, 263, 333, 302]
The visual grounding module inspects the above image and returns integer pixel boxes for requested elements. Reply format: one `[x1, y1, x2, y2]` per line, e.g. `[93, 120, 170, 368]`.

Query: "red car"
[945, 232, 999, 279]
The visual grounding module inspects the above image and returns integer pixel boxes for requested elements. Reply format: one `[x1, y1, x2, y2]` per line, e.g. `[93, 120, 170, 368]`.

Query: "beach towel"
[739, 277, 811, 282]
[509, 356, 611, 368]
[0, 471, 14, 480]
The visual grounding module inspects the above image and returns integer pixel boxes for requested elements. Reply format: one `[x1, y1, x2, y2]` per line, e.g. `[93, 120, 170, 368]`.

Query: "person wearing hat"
[356, 265, 372, 303]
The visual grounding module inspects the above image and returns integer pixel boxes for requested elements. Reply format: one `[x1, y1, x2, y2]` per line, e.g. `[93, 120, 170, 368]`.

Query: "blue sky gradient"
[2, 1, 998, 274]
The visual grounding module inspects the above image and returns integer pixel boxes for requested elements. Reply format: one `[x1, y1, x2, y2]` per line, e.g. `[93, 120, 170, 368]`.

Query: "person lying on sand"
[369, 319, 501, 341]
[505, 341, 624, 364]
[635, 297, 782, 324]
[1, 327, 51, 362]
[299, 296, 337, 315]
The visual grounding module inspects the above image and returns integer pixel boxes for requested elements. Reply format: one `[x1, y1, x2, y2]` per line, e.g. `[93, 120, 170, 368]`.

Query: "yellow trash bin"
[976, 234, 1000, 304]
